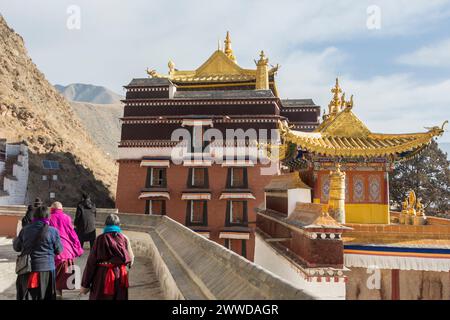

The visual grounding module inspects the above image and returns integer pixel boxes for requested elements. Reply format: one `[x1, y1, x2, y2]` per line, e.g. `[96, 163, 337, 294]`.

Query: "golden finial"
[168, 60, 175, 74]
[224, 31, 236, 62]
[347, 94, 354, 109]
[328, 77, 342, 115]
[340, 92, 346, 112]
[256, 50, 269, 66]
[255, 50, 269, 90]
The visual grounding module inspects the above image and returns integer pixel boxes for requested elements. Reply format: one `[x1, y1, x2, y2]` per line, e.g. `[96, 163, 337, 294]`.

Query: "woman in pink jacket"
[49, 202, 84, 299]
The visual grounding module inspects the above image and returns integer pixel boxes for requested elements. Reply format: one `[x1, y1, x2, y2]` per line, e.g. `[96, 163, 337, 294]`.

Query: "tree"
[390, 140, 450, 215]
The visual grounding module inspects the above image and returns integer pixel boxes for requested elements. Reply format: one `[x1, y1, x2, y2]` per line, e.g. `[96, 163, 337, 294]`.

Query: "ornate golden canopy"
[279, 79, 446, 159]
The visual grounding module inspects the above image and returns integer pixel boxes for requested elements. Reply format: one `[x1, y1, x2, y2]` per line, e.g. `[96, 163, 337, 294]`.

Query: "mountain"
[55, 83, 123, 104]
[69, 101, 122, 158]
[439, 142, 450, 160]
[0, 15, 116, 207]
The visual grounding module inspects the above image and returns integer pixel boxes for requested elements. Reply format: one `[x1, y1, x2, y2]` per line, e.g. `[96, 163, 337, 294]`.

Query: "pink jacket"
[49, 208, 84, 264]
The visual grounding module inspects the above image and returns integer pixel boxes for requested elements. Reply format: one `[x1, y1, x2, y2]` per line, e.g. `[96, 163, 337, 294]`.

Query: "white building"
[0, 140, 29, 205]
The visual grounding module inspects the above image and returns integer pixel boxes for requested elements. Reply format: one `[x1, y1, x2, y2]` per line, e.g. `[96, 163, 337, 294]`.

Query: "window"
[241, 240, 247, 258]
[227, 201, 247, 225]
[52, 175, 58, 181]
[146, 168, 167, 188]
[229, 167, 246, 188]
[145, 200, 166, 215]
[42, 175, 47, 181]
[188, 168, 208, 188]
[49, 192, 55, 199]
[186, 200, 207, 225]
[224, 239, 231, 249]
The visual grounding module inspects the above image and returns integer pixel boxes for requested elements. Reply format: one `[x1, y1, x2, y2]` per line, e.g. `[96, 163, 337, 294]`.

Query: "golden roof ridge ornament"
[328, 78, 342, 116]
[168, 59, 175, 74]
[255, 50, 269, 90]
[224, 31, 236, 63]
[325, 78, 355, 119]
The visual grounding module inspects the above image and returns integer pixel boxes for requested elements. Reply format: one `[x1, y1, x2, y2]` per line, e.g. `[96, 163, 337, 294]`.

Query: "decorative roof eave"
[281, 121, 446, 159]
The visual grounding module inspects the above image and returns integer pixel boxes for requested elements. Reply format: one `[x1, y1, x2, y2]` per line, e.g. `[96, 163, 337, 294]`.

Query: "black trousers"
[78, 230, 96, 249]
[16, 270, 56, 300]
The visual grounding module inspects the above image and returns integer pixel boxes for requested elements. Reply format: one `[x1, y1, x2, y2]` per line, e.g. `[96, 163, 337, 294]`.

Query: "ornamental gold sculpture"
[401, 191, 427, 225]
[328, 164, 346, 224]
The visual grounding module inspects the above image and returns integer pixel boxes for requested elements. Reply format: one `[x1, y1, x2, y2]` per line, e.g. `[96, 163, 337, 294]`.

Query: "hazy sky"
[1, 0, 450, 141]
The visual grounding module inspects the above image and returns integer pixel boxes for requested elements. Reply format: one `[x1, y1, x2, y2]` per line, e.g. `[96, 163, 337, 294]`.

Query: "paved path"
[0, 237, 164, 300]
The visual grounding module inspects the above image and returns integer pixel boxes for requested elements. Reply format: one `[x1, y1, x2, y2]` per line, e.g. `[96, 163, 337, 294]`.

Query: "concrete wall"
[149, 215, 314, 300]
[255, 233, 346, 300]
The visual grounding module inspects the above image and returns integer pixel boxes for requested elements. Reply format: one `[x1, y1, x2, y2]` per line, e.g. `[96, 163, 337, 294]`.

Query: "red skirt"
[56, 259, 77, 290]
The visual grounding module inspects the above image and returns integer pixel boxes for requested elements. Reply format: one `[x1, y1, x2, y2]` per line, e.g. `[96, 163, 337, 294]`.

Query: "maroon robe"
[81, 232, 131, 300]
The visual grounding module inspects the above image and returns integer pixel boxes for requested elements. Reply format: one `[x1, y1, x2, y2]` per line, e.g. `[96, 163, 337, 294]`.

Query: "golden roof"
[265, 172, 311, 191]
[279, 79, 447, 159]
[287, 203, 343, 228]
[146, 32, 279, 85]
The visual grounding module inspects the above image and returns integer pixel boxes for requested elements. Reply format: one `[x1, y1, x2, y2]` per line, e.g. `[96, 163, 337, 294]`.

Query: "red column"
[391, 269, 400, 300]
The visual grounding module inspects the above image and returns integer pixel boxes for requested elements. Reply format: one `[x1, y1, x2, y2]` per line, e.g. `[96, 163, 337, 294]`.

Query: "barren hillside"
[0, 15, 116, 207]
[69, 101, 122, 158]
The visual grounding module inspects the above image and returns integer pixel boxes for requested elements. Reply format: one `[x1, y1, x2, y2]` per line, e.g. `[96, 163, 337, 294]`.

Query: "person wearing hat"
[22, 198, 43, 228]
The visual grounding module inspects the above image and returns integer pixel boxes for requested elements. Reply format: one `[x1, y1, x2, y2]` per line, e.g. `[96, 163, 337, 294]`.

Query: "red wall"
[116, 161, 273, 261]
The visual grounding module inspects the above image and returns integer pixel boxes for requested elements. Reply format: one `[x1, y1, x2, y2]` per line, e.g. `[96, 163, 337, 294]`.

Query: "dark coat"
[21, 205, 34, 227]
[13, 221, 63, 272]
[81, 232, 131, 300]
[74, 198, 97, 236]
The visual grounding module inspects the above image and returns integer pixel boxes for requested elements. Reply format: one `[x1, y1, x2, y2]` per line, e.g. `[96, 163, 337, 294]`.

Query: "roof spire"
[328, 77, 342, 115]
[224, 31, 236, 62]
[255, 50, 269, 90]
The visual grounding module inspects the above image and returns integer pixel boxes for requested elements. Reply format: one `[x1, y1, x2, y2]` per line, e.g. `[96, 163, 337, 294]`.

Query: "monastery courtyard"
[0, 236, 164, 300]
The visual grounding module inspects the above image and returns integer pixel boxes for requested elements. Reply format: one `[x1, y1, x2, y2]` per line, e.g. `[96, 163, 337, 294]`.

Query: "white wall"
[287, 188, 311, 216]
[255, 233, 346, 300]
[0, 144, 29, 205]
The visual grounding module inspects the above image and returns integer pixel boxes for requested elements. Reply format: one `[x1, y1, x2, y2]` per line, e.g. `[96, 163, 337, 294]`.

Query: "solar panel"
[50, 161, 60, 169]
[42, 160, 52, 169]
[42, 160, 60, 170]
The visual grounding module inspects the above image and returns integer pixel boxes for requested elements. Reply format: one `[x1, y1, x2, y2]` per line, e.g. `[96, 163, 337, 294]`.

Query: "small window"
[189, 168, 208, 188]
[241, 240, 247, 258]
[42, 175, 47, 181]
[187, 200, 207, 225]
[227, 201, 248, 225]
[145, 200, 165, 215]
[49, 192, 56, 199]
[230, 201, 245, 224]
[224, 239, 231, 250]
[230, 168, 245, 188]
[52, 175, 58, 181]
[146, 168, 166, 188]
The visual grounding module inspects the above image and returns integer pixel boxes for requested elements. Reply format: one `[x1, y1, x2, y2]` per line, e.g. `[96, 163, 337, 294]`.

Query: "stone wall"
[346, 267, 450, 300]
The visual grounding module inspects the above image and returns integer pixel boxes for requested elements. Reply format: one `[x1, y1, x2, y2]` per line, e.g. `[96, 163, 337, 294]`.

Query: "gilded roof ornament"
[168, 60, 175, 74]
[328, 78, 342, 115]
[224, 31, 236, 62]
[256, 50, 269, 66]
